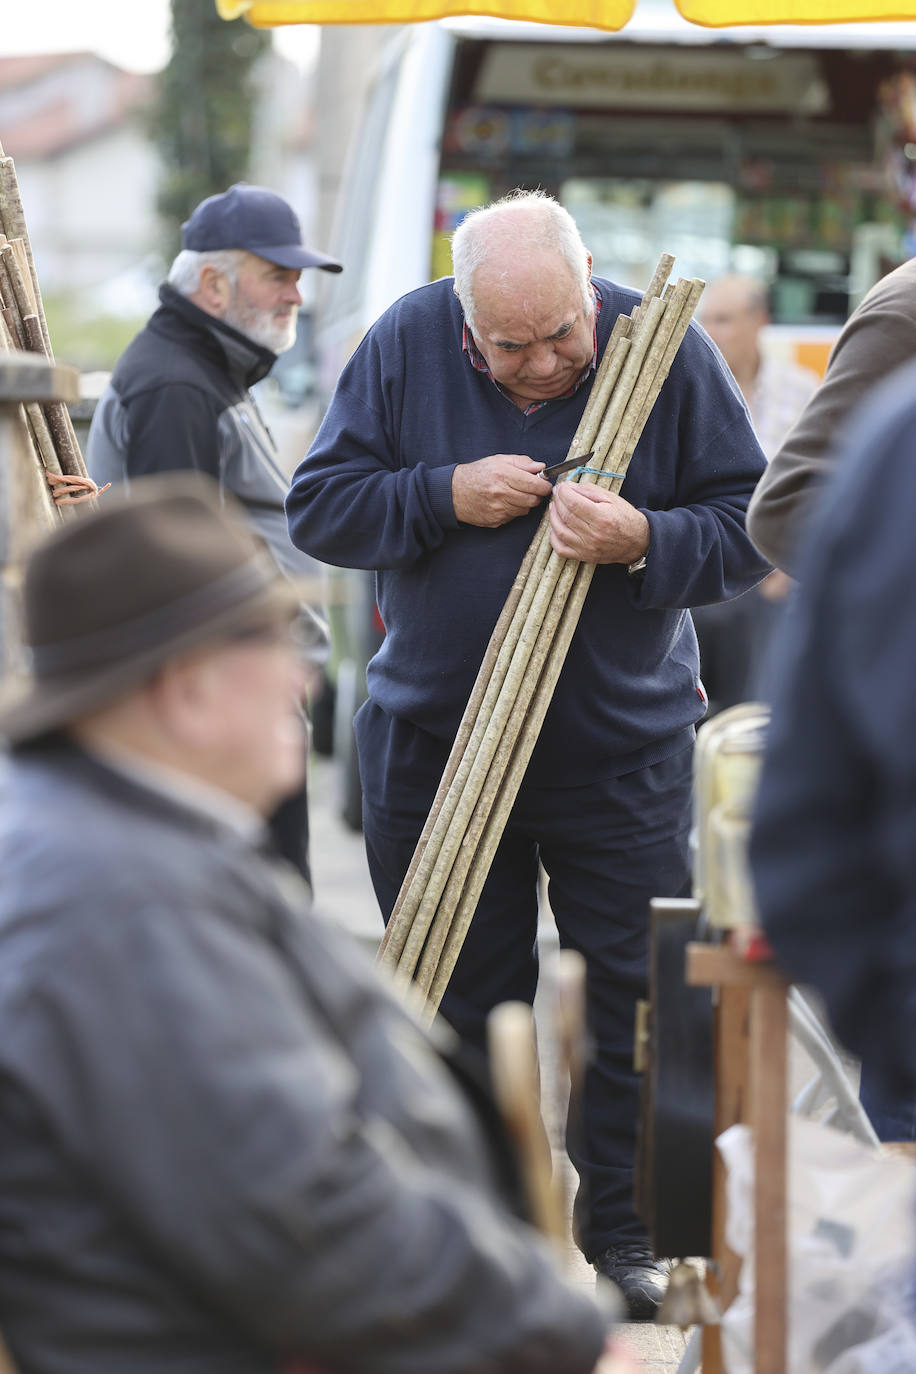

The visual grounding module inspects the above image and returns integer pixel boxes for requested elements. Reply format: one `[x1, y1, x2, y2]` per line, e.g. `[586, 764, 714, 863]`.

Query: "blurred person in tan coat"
[747, 256, 916, 576]
[746, 254, 916, 1145]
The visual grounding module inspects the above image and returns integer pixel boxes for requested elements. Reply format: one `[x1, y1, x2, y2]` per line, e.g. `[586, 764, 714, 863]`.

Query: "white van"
[315, 8, 916, 394]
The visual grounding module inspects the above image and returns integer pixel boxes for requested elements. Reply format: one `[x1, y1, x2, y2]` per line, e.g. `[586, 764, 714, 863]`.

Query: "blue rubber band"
[571, 465, 626, 480]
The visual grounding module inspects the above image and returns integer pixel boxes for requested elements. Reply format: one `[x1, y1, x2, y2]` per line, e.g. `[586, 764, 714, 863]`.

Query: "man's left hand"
[549, 481, 650, 565]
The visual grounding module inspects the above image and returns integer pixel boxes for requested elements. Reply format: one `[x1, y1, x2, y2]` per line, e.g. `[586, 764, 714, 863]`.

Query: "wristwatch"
[627, 554, 648, 575]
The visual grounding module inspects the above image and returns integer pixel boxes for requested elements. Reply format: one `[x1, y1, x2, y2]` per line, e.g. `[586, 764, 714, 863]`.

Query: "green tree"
[150, 1, 271, 261]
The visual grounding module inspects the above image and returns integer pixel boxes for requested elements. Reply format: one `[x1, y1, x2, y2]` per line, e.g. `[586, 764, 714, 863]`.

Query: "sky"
[2, 0, 319, 74]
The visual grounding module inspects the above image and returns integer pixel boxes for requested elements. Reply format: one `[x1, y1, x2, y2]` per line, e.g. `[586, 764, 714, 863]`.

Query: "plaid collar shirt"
[461, 282, 603, 416]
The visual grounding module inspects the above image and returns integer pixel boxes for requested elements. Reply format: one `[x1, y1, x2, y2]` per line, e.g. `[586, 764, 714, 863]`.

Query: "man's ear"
[197, 263, 232, 317]
[148, 653, 215, 746]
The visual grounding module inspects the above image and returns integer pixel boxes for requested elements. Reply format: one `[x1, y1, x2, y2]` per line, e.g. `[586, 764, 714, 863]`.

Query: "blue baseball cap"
[182, 183, 342, 273]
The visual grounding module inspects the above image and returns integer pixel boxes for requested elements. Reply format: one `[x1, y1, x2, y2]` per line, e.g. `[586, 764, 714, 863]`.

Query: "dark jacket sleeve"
[121, 382, 226, 481]
[749, 364, 916, 1094]
[627, 327, 771, 610]
[89, 376, 331, 666]
[632, 433, 771, 611]
[746, 260, 916, 576]
[12, 890, 608, 1374]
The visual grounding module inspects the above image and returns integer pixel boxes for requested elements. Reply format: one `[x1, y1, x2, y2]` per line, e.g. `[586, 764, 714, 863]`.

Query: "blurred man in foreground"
[749, 361, 916, 1145]
[86, 182, 340, 885]
[0, 474, 635, 1374]
[746, 256, 916, 1144]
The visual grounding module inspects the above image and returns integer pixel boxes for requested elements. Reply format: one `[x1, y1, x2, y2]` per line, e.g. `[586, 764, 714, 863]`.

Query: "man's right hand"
[451, 454, 552, 528]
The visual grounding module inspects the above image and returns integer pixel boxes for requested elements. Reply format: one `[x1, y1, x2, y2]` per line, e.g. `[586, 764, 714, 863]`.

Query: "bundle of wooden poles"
[378, 253, 705, 1020]
[0, 137, 92, 522]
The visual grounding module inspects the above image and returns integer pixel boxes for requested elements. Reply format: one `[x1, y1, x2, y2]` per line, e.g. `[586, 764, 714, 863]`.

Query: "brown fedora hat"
[0, 472, 299, 745]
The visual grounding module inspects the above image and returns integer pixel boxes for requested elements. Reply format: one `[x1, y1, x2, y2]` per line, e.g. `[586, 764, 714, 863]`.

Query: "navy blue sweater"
[287, 278, 769, 785]
[750, 359, 916, 1098]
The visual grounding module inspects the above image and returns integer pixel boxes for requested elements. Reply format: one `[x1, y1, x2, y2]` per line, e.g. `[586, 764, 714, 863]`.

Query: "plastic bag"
[718, 1116, 916, 1373]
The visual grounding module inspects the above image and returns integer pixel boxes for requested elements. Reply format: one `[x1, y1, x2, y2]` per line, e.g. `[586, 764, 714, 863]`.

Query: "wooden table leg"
[750, 980, 788, 1374]
[687, 944, 790, 1374]
[702, 983, 750, 1374]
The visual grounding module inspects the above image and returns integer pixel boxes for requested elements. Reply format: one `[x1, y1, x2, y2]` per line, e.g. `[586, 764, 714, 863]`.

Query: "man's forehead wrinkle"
[477, 263, 576, 336]
[493, 310, 572, 349]
[473, 234, 562, 292]
[481, 289, 577, 346]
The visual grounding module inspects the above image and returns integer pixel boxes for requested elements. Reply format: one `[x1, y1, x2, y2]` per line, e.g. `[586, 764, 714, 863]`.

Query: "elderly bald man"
[287, 190, 770, 1318]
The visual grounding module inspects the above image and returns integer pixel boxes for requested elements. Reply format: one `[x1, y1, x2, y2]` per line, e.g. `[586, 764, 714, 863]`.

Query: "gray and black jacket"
[0, 741, 611, 1374]
[87, 285, 329, 663]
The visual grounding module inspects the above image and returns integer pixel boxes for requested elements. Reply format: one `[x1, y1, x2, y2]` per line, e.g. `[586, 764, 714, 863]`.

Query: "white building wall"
[19, 128, 161, 307]
[5, 49, 323, 322]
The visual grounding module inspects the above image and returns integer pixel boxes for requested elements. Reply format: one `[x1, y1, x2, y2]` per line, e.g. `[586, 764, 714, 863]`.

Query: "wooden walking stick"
[422, 282, 704, 1013]
[488, 1000, 567, 1255]
[0, 140, 53, 357]
[0, 1332, 22, 1374]
[487, 950, 589, 1256]
[379, 298, 650, 975]
[488, 957, 640, 1372]
[0, 138, 95, 504]
[379, 279, 663, 970]
[0, 238, 87, 482]
[411, 297, 673, 997]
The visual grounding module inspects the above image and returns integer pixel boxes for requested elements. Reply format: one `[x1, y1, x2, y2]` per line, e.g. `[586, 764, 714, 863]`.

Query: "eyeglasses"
[227, 618, 304, 650]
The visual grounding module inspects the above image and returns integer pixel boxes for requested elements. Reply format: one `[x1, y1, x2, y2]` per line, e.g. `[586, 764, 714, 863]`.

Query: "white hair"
[451, 190, 592, 333]
[167, 248, 245, 297]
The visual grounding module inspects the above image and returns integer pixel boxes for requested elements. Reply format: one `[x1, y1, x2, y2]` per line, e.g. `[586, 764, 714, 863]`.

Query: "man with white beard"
[87, 183, 342, 886]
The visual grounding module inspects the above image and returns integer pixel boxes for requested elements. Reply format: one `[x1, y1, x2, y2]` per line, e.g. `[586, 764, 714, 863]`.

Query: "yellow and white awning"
[215, 0, 916, 31]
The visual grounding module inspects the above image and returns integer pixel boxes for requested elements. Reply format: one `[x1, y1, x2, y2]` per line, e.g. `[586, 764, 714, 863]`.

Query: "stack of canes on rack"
[378, 253, 706, 1019]
[0, 141, 93, 681]
[0, 137, 95, 524]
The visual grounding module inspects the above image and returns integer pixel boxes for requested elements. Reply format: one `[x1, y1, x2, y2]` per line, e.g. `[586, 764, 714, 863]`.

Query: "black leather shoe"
[593, 1242, 670, 1321]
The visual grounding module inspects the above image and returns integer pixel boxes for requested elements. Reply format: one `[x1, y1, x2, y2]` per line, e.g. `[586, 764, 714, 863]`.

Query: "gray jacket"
[86, 286, 329, 664]
[0, 744, 609, 1374]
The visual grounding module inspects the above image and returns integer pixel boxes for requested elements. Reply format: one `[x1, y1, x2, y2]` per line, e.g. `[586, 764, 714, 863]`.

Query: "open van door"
[315, 24, 457, 404]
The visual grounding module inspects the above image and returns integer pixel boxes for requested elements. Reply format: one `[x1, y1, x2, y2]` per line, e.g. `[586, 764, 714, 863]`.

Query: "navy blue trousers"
[356, 700, 693, 1259]
[858, 1062, 916, 1142]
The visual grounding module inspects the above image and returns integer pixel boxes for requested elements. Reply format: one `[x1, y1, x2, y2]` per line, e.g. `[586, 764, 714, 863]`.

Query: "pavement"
[307, 750, 695, 1372]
